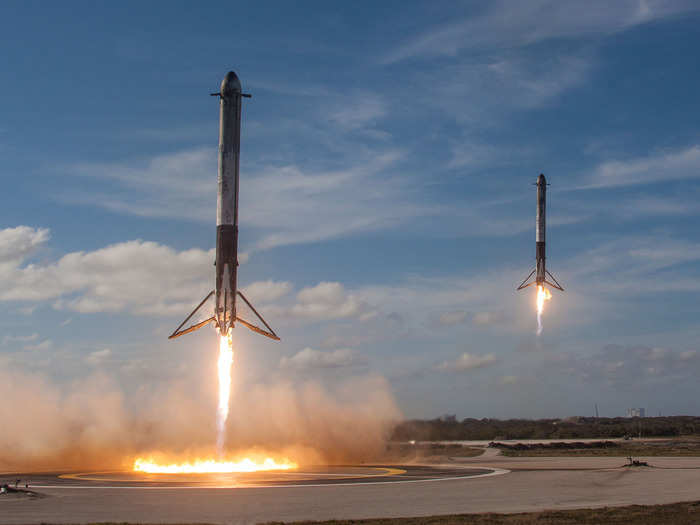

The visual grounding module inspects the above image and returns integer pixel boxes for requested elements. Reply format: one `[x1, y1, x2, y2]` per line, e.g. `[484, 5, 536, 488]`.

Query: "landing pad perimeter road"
[3, 456, 700, 524]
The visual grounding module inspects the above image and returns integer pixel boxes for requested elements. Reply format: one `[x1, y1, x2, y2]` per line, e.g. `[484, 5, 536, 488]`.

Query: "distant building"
[626, 408, 646, 418]
[439, 414, 457, 423]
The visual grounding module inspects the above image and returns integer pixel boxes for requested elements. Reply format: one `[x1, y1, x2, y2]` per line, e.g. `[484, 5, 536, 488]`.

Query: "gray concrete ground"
[2, 455, 700, 524]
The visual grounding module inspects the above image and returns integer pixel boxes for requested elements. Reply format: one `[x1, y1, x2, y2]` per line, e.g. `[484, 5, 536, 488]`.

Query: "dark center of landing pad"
[30, 465, 494, 488]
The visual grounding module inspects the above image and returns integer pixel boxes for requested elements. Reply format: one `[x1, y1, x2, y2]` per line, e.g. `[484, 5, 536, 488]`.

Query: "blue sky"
[2, 1, 700, 420]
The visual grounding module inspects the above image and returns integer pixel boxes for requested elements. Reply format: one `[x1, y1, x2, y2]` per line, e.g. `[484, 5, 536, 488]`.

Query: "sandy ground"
[2, 454, 700, 524]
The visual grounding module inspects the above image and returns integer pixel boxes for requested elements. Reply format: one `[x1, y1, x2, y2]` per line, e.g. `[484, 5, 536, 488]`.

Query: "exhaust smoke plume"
[0, 361, 400, 472]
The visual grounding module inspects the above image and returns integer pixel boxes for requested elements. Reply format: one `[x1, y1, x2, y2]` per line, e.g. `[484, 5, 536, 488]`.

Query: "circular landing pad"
[22, 465, 498, 489]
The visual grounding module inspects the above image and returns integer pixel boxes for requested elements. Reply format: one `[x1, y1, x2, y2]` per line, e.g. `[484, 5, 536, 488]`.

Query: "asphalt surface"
[2, 454, 700, 524]
[1, 465, 494, 489]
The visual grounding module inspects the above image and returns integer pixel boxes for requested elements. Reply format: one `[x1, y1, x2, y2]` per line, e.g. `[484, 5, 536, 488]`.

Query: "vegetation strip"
[392, 416, 700, 441]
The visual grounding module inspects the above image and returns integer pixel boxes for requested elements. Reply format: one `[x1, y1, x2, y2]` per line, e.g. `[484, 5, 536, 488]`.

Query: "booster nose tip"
[221, 71, 242, 96]
[538, 173, 546, 185]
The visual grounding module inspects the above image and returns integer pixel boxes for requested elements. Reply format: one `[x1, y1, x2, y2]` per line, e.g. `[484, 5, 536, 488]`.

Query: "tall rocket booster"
[214, 71, 245, 336]
[169, 71, 279, 341]
[517, 174, 564, 292]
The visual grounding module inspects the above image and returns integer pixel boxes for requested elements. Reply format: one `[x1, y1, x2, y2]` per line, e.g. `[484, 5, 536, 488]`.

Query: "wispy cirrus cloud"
[548, 344, 700, 388]
[582, 145, 700, 189]
[327, 94, 387, 131]
[58, 146, 439, 252]
[563, 235, 700, 294]
[279, 347, 366, 370]
[381, 1, 698, 64]
[23, 339, 53, 352]
[86, 348, 112, 366]
[426, 53, 593, 123]
[62, 147, 215, 222]
[438, 310, 469, 326]
[436, 352, 498, 372]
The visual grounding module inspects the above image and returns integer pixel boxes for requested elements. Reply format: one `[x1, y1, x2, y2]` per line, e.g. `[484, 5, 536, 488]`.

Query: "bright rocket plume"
[134, 457, 296, 474]
[536, 284, 552, 335]
[217, 329, 234, 454]
[131, 331, 299, 474]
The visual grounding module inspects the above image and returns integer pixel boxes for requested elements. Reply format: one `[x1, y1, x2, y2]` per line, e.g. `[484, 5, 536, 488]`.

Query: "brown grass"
[261, 500, 700, 524]
[16, 501, 700, 524]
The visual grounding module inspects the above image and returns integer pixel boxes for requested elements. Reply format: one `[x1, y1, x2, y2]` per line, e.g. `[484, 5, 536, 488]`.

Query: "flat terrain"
[267, 500, 700, 524]
[385, 443, 484, 462]
[3, 451, 700, 524]
[492, 437, 700, 457]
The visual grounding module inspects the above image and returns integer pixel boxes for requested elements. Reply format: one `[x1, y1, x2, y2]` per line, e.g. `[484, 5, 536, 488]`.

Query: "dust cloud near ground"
[0, 365, 401, 472]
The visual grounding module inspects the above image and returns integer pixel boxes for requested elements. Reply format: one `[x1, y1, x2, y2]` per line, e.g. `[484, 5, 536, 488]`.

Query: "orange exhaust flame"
[133, 457, 297, 474]
[536, 284, 552, 335]
[217, 329, 234, 454]
[131, 329, 299, 474]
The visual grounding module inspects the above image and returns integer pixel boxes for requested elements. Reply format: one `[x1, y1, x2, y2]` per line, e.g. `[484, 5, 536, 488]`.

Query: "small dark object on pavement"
[627, 456, 649, 467]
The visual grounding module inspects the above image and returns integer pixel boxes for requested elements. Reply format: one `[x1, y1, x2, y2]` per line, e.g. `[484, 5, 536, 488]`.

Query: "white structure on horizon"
[626, 407, 646, 418]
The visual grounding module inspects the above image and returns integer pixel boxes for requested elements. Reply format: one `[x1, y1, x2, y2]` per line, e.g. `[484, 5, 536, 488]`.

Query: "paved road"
[2, 457, 700, 524]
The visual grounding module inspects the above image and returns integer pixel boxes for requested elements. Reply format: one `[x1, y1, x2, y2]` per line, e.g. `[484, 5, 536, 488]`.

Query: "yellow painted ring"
[59, 466, 406, 483]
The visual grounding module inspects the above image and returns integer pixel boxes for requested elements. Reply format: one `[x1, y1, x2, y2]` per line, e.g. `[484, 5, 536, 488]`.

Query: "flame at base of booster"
[133, 456, 297, 474]
[216, 329, 234, 455]
[131, 329, 299, 475]
[536, 284, 552, 336]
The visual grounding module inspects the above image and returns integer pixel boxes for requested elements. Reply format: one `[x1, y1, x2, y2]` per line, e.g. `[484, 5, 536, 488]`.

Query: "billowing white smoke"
[0, 363, 401, 471]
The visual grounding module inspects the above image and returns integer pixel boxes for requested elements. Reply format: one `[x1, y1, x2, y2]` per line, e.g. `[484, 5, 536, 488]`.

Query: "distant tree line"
[391, 416, 700, 441]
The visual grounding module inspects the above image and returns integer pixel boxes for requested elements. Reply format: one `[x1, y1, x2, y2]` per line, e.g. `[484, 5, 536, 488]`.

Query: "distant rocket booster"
[169, 71, 279, 341]
[517, 174, 564, 292]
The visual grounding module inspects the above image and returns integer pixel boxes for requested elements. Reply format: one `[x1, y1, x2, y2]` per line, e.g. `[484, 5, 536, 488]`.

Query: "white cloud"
[355, 271, 524, 334]
[0, 225, 282, 317]
[585, 145, 700, 188]
[279, 347, 365, 369]
[472, 311, 505, 326]
[436, 352, 498, 372]
[3, 333, 39, 345]
[65, 148, 215, 222]
[565, 236, 700, 294]
[241, 280, 293, 303]
[382, 1, 698, 64]
[288, 282, 375, 322]
[422, 52, 592, 124]
[60, 146, 436, 252]
[86, 348, 112, 365]
[438, 310, 469, 326]
[378, 1, 698, 135]
[616, 195, 699, 218]
[17, 305, 37, 315]
[549, 344, 700, 387]
[328, 94, 386, 131]
[24, 339, 52, 352]
[245, 151, 429, 251]
[320, 333, 375, 349]
[0, 226, 49, 265]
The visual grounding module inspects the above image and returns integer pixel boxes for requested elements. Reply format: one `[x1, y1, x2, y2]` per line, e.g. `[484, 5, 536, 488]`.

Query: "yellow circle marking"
[60, 467, 406, 483]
